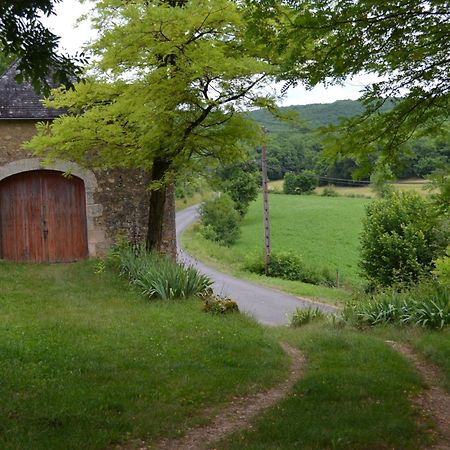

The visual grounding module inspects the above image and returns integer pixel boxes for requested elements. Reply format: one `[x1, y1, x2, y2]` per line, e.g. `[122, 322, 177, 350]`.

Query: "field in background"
[223, 194, 368, 287]
[269, 178, 430, 198]
[184, 194, 370, 293]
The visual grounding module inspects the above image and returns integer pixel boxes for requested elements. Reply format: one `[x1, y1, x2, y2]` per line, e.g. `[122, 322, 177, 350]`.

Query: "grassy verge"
[182, 224, 350, 306]
[216, 323, 429, 450]
[0, 261, 286, 450]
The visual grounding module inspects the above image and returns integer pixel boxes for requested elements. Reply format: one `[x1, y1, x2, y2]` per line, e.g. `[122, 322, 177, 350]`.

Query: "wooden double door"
[0, 170, 88, 262]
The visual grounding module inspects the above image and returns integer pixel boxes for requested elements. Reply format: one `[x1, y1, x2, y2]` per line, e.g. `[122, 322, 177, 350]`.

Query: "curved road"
[176, 205, 339, 326]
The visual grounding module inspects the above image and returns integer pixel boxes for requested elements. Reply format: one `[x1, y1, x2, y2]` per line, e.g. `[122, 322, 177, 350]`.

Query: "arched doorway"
[0, 170, 89, 262]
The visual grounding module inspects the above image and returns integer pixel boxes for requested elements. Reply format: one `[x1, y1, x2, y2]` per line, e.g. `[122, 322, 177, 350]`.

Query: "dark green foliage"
[213, 161, 259, 216]
[200, 194, 241, 246]
[345, 284, 450, 329]
[246, 252, 337, 287]
[283, 170, 318, 194]
[360, 191, 448, 287]
[0, 1, 85, 94]
[254, 0, 450, 161]
[114, 244, 212, 300]
[249, 100, 449, 182]
[428, 165, 450, 215]
[290, 307, 325, 327]
[202, 296, 239, 315]
[0, 51, 14, 74]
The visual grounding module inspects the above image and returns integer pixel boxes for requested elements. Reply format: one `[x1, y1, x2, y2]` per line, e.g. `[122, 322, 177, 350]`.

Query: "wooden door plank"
[0, 170, 89, 262]
[41, 172, 88, 262]
[0, 172, 45, 261]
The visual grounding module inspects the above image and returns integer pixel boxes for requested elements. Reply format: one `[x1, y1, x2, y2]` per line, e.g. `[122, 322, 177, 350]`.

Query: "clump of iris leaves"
[345, 283, 449, 330]
[110, 243, 211, 300]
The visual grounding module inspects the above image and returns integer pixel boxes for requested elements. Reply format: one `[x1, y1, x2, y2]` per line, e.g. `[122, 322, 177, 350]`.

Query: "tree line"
[248, 100, 450, 183]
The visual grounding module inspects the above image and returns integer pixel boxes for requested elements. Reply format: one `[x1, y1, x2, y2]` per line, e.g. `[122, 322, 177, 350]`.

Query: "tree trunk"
[160, 182, 176, 259]
[145, 158, 177, 259]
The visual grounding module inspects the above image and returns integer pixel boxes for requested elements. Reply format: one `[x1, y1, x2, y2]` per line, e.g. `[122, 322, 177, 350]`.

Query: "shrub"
[245, 252, 337, 287]
[344, 283, 450, 329]
[434, 245, 450, 286]
[427, 166, 450, 215]
[202, 295, 239, 315]
[114, 244, 212, 300]
[283, 170, 318, 195]
[290, 307, 325, 327]
[360, 191, 447, 288]
[213, 161, 260, 216]
[321, 185, 339, 197]
[199, 194, 241, 246]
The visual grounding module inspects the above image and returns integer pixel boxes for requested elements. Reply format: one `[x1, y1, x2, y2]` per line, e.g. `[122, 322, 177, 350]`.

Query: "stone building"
[0, 63, 150, 262]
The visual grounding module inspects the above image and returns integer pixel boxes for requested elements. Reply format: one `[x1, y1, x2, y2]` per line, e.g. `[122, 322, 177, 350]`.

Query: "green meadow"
[184, 194, 370, 303]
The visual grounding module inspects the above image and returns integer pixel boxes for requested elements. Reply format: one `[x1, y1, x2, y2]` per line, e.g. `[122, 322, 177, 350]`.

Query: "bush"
[427, 166, 450, 215]
[245, 252, 337, 287]
[290, 307, 325, 327]
[434, 245, 450, 285]
[213, 161, 260, 217]
[344, 283, 450, 329]
[321, 185, 339, 197]
[283, 170, 318, 195]
[199, 194, 241, 246]
[360, 191, 447, 288]
[113, 244, 212, 300]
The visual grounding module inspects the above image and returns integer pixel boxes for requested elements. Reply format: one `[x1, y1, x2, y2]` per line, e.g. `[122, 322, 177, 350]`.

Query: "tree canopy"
[247, 0, 450, 172]
[248, 100, 450, 181]
[0, 0, 85, 93]
[26, 0, 274, 254]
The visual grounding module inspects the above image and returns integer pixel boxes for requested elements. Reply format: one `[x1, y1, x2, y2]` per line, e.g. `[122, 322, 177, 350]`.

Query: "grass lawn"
[0, 261, 287, 450]
[217, 322, 431, 450]
[1, 260, 449, 449]
[183, 194, 370, 303]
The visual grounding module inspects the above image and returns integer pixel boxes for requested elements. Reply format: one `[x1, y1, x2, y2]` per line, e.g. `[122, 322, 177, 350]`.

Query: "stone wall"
[93, 168, 151, 250]
[0, 120, 35, 164]
[0, 120, 151, 257]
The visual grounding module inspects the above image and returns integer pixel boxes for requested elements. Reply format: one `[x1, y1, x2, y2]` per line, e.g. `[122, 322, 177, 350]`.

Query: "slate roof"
[0, 62, 62, 120]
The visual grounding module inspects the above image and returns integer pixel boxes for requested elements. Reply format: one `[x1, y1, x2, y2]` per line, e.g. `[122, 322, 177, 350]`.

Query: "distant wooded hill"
[248, 99, 368, 132]
[247, 100, 449, 182]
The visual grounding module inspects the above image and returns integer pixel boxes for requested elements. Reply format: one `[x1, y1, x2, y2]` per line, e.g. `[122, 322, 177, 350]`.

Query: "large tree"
[27, 0, 274, 256]
[0, 0, 85, 93]
[247, 0, 450, 171]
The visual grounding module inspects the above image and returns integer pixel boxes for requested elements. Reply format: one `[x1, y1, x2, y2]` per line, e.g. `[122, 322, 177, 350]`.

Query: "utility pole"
[261, 126, 271, 275]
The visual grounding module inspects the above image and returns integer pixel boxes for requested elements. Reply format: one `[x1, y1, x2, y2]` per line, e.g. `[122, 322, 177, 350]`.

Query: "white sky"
[44, 0, 372, 106]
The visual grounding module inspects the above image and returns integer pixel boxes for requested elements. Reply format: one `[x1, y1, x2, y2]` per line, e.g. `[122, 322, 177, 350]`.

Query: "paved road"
[176, 205, 339, 326]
